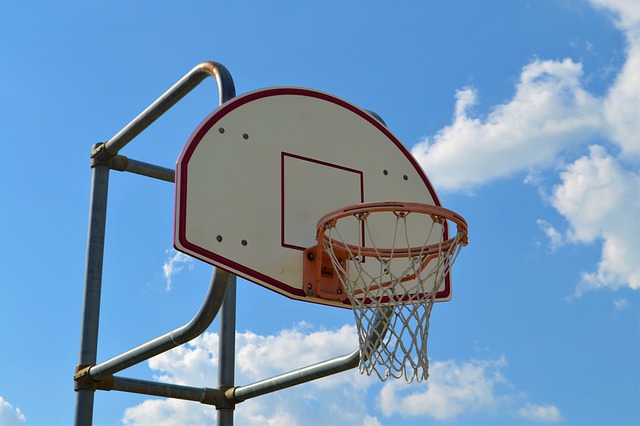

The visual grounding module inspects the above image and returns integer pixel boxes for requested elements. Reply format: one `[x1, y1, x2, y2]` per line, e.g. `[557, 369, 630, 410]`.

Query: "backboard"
[174, 87, 451, 308]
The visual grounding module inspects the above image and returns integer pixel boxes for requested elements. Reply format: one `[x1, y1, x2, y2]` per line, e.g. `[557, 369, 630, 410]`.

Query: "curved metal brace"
[93, 61, 236, 160]
[86, 269, 233, 381]
[76, 61, 236, 386]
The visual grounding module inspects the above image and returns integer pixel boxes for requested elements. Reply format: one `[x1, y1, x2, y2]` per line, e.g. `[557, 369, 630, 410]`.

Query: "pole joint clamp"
[74, 365, 114, 392]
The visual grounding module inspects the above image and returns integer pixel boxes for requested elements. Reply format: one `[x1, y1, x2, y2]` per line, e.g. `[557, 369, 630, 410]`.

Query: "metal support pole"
[75, 161, 110, 426]
[74, 62, 235, 424]
[109, 154, 176, 183]
[111, 376, 209, 403]
[217, 276, 237, 426]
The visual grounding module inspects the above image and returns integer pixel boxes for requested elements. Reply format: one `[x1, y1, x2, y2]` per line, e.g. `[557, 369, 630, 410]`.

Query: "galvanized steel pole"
[75, 62, 235, 425]
[74, 160, 110, 426]
[230, 349, 360, 403]
[111, 376, 208, 402]
[217, 277, 237, 426]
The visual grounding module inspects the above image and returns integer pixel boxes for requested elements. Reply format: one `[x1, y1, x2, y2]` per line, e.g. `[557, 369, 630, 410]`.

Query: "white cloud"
[362, 415, 383, 426]
[602, 41, 640, 156]
[550, 145, 640, 294]
[412, 0, 640, 295]
[591, 0, 640, 156]
[536, 219, 565, 251]
[590, 0, 640, 35]
[123, 398, 215, 426]
[377, 358, 563, 423]
[0, 397, 26, 426]
[378, 358, 509, 420]
[411, 58, 602, 192]
[518, 403, 564, 423]
[235, 324, 359, 385]
[162, 249, 194, 291]
[149, 332, 219, 385]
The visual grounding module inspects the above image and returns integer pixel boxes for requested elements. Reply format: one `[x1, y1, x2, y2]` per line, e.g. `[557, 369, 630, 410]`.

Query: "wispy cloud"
[536, 219, 565, 251]
[0, 397, 26, 426]
[162, 249, 194, 291]
[518, 403, 564, 423]
[613, 297, 630, 311]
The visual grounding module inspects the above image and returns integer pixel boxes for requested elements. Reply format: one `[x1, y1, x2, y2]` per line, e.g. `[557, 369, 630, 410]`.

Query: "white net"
[319, 203, 467, 382]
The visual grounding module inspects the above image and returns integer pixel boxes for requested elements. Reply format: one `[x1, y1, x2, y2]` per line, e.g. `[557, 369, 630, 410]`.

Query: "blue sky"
[1, 1, 638, 425]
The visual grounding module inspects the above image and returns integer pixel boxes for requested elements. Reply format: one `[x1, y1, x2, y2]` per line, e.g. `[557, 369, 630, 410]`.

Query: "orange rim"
[316, 201, 468, 258]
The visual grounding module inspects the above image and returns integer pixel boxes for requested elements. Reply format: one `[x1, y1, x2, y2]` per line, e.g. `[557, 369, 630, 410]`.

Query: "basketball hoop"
[307, 201, 468, 382]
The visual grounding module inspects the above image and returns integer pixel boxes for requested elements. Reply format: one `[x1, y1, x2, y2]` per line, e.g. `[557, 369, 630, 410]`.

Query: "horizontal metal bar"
[89, 269, 232, 380]
[110, 155, 175, 182]
[230, 349, 360, 403]
[111, 376, 207, 402]
[97, 61, 235, 158]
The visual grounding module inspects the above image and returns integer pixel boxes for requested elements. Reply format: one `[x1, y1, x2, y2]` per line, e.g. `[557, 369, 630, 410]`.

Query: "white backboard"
[175, 87, 451, 308]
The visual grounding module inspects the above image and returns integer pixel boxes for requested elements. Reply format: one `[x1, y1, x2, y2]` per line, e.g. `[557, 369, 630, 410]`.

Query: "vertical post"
[217, 275, 237, 426]
[75, 160, 110, 426]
